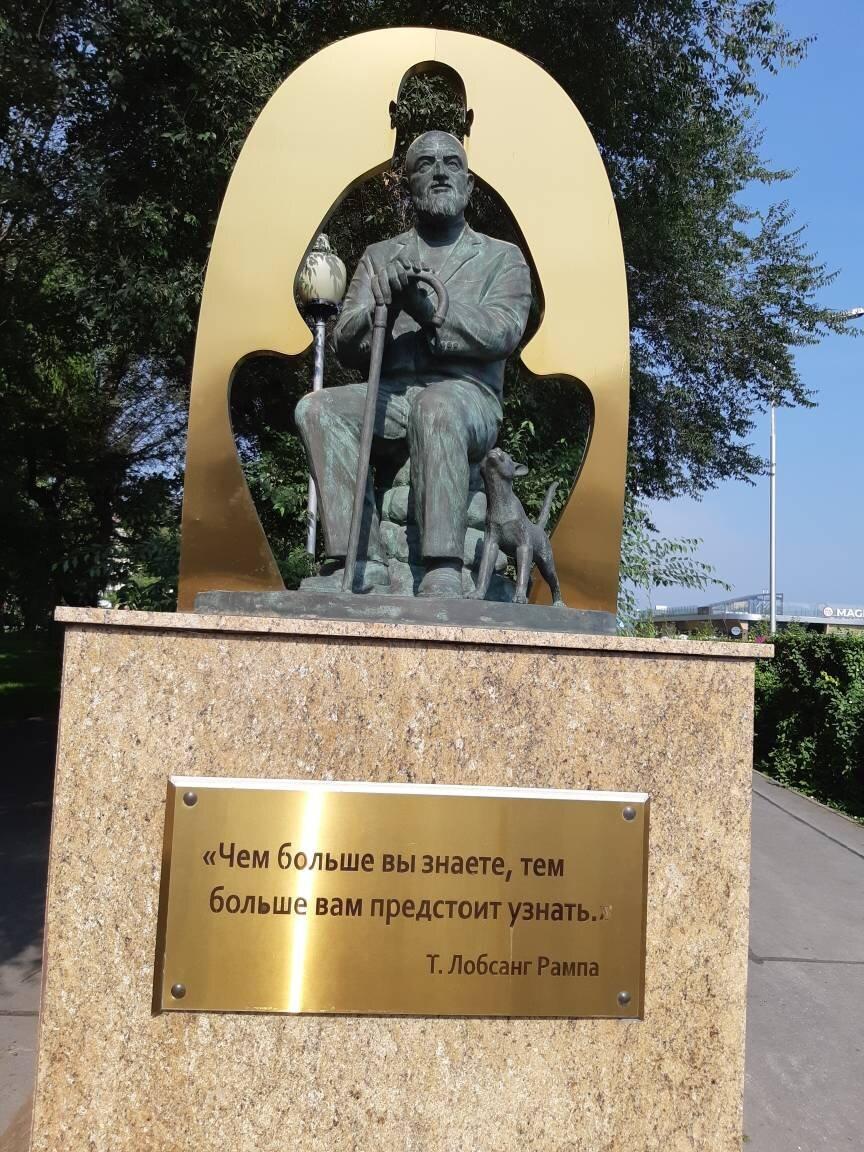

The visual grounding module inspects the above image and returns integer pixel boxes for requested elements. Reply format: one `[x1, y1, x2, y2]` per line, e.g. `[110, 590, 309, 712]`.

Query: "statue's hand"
[370, 270, 387, 308]
[379, 258, 436, 326]
[379, 257, 409, 303]
[403, 263, 438, 327]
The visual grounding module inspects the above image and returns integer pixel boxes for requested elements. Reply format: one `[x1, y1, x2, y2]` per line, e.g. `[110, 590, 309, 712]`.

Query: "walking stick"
[342, 269, 449, 593]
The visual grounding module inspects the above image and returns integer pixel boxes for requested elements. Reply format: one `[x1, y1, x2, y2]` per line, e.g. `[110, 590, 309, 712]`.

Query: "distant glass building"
[648, 593, 864, 637]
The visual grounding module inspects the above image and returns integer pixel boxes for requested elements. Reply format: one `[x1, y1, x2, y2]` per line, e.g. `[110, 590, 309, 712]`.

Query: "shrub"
[754, 629, 864, 820]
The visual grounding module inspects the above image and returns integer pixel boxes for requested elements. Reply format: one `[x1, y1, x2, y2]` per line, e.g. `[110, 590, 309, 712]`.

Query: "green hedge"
[755, 629, 864, 821]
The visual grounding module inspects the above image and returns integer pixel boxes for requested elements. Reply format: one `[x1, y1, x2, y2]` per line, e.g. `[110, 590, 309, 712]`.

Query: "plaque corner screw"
[170, 983, 187, 1000]
[622, 805, 636, 822]
[182, 791, 198, 807]
[617, 990, 631, 1007]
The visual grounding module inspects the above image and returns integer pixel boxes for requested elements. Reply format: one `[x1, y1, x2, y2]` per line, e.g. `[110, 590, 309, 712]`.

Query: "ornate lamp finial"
[297, 233, 347, 309]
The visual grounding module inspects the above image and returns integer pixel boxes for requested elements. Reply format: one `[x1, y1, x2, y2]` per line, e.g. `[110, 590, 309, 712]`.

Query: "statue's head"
[480, 446, 529, 486]
[405, 131, 474, 223]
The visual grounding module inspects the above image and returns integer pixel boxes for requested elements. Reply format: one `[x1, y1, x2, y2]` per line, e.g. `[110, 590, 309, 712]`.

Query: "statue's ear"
[513, 463, 530, 477]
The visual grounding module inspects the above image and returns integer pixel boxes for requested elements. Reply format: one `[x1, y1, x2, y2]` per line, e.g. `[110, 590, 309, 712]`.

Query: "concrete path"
[0, 720, 53, 1143]
[1, 723, 861, 1148]
[744, 773, 864, 1151]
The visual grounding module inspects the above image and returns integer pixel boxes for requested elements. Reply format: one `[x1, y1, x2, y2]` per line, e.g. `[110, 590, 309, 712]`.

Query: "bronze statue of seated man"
[295, 130, 531, 598]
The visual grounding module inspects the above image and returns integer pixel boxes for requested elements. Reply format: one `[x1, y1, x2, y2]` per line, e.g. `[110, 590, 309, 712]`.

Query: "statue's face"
[406, 132, 474, 222]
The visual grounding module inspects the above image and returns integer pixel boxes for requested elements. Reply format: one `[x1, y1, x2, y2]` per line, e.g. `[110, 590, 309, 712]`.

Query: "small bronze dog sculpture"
[466, 447, 564, 605]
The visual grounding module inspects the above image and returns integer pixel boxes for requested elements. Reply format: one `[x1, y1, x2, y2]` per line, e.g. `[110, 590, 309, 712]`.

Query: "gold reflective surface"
[156, 779, 648, 1018]
[177, 28, 629, 613]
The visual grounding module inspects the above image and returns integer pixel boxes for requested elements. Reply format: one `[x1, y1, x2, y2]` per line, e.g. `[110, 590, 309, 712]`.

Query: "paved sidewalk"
[744, 772, 864, 1150]
[0, 720, 53, 1142]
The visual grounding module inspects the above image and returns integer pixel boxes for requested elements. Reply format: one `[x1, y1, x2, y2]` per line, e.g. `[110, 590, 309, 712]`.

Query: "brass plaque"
[155, 779, 649, 1018]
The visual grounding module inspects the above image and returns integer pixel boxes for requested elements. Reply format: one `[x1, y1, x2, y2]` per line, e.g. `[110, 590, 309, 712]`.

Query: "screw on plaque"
[171, 983, 187, 1000]
[182, 791, 198, 807]
[617, 990, 631, 1007]
[622, 806, 636, 821]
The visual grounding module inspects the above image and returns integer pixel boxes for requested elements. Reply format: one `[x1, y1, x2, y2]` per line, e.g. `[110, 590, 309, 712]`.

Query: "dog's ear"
[513, 463, 529, 477]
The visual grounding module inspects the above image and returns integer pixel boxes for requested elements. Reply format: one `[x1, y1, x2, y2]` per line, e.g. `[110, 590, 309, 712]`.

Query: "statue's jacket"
[334, 225, 532, 402]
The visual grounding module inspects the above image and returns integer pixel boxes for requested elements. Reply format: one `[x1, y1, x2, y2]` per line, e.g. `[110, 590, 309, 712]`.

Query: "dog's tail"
[536, 481, 559, 532]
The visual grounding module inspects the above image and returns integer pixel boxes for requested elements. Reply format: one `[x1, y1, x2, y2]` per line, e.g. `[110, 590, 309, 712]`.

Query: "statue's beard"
[414, 186, 467, 220]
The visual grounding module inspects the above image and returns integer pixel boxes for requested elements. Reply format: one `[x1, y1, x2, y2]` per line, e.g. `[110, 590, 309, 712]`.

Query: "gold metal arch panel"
[178, 28, 629, 613]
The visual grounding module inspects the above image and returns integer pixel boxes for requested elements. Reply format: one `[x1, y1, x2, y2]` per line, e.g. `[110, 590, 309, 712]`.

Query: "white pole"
[305, 313, 327, 555]
[769, 398, 777, 634]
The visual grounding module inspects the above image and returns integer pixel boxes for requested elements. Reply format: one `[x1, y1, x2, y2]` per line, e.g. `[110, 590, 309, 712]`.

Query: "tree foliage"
[618, 499, 730, 627]
[755, 629, 864, 821]
[0, 1, 851, 624]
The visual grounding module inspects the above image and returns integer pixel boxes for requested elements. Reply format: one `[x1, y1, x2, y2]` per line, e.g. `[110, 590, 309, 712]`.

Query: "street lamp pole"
[305, 310, 328, 554]
[769, 396, 777, 634]
[769, 306, 864, 635]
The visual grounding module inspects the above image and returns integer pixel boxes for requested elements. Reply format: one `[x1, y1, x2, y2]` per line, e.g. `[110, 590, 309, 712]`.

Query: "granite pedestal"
[30, 608, 769, 1151]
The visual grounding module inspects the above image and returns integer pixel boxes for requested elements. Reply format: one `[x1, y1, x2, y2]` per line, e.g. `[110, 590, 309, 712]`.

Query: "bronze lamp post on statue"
[296, 234, 347, 555]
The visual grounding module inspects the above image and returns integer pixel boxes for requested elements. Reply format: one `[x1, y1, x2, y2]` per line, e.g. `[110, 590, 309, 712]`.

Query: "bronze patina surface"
[296, 130, 531, 600]
[156, 778, 649, 1017]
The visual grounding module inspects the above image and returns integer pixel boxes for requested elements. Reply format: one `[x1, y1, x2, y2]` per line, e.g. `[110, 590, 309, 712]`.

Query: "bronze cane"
[342, 270, 449, 593]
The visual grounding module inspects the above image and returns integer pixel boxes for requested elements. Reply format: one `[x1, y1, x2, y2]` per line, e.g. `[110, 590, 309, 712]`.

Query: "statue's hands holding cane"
[371, 258, 448, 329]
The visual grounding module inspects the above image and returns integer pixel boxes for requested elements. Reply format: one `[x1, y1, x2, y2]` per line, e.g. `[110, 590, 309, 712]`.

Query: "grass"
[0, 631, 62, 721]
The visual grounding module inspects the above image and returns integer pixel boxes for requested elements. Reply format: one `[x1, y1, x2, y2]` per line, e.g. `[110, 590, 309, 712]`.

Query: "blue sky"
[646, 0, 864, 610]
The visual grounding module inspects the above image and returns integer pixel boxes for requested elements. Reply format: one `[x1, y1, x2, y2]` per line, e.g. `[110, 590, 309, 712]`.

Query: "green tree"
[755, 629, 864, 820]
[1, 1, 852, 622]
[0, 0, 186, 625]
[617, 498, 730, 627]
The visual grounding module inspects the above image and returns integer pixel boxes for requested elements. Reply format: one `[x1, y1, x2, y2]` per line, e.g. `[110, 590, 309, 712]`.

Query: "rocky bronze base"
[194, 589, 617, 635]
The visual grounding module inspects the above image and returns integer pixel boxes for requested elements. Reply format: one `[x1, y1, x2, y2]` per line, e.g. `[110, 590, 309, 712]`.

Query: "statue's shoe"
[301, 559, 391, 594]
[417, 564, 464, 599]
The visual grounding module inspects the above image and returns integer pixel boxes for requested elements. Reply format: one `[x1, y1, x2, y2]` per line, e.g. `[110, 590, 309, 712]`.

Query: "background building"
[650, 593, 864, 637]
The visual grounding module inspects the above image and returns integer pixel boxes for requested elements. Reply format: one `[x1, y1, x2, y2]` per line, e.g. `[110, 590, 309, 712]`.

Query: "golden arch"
[177, 27, 629, 612]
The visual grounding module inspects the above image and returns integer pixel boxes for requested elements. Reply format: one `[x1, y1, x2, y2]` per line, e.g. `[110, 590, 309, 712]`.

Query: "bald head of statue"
[405, 130, 475, 225]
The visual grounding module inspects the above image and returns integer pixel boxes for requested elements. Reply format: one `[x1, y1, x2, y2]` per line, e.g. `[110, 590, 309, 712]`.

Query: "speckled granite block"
[31, 609, 769, 1152]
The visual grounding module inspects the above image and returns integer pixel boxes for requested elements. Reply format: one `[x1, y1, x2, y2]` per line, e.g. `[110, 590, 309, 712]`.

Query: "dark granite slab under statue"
[194, 590, 616, 635]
